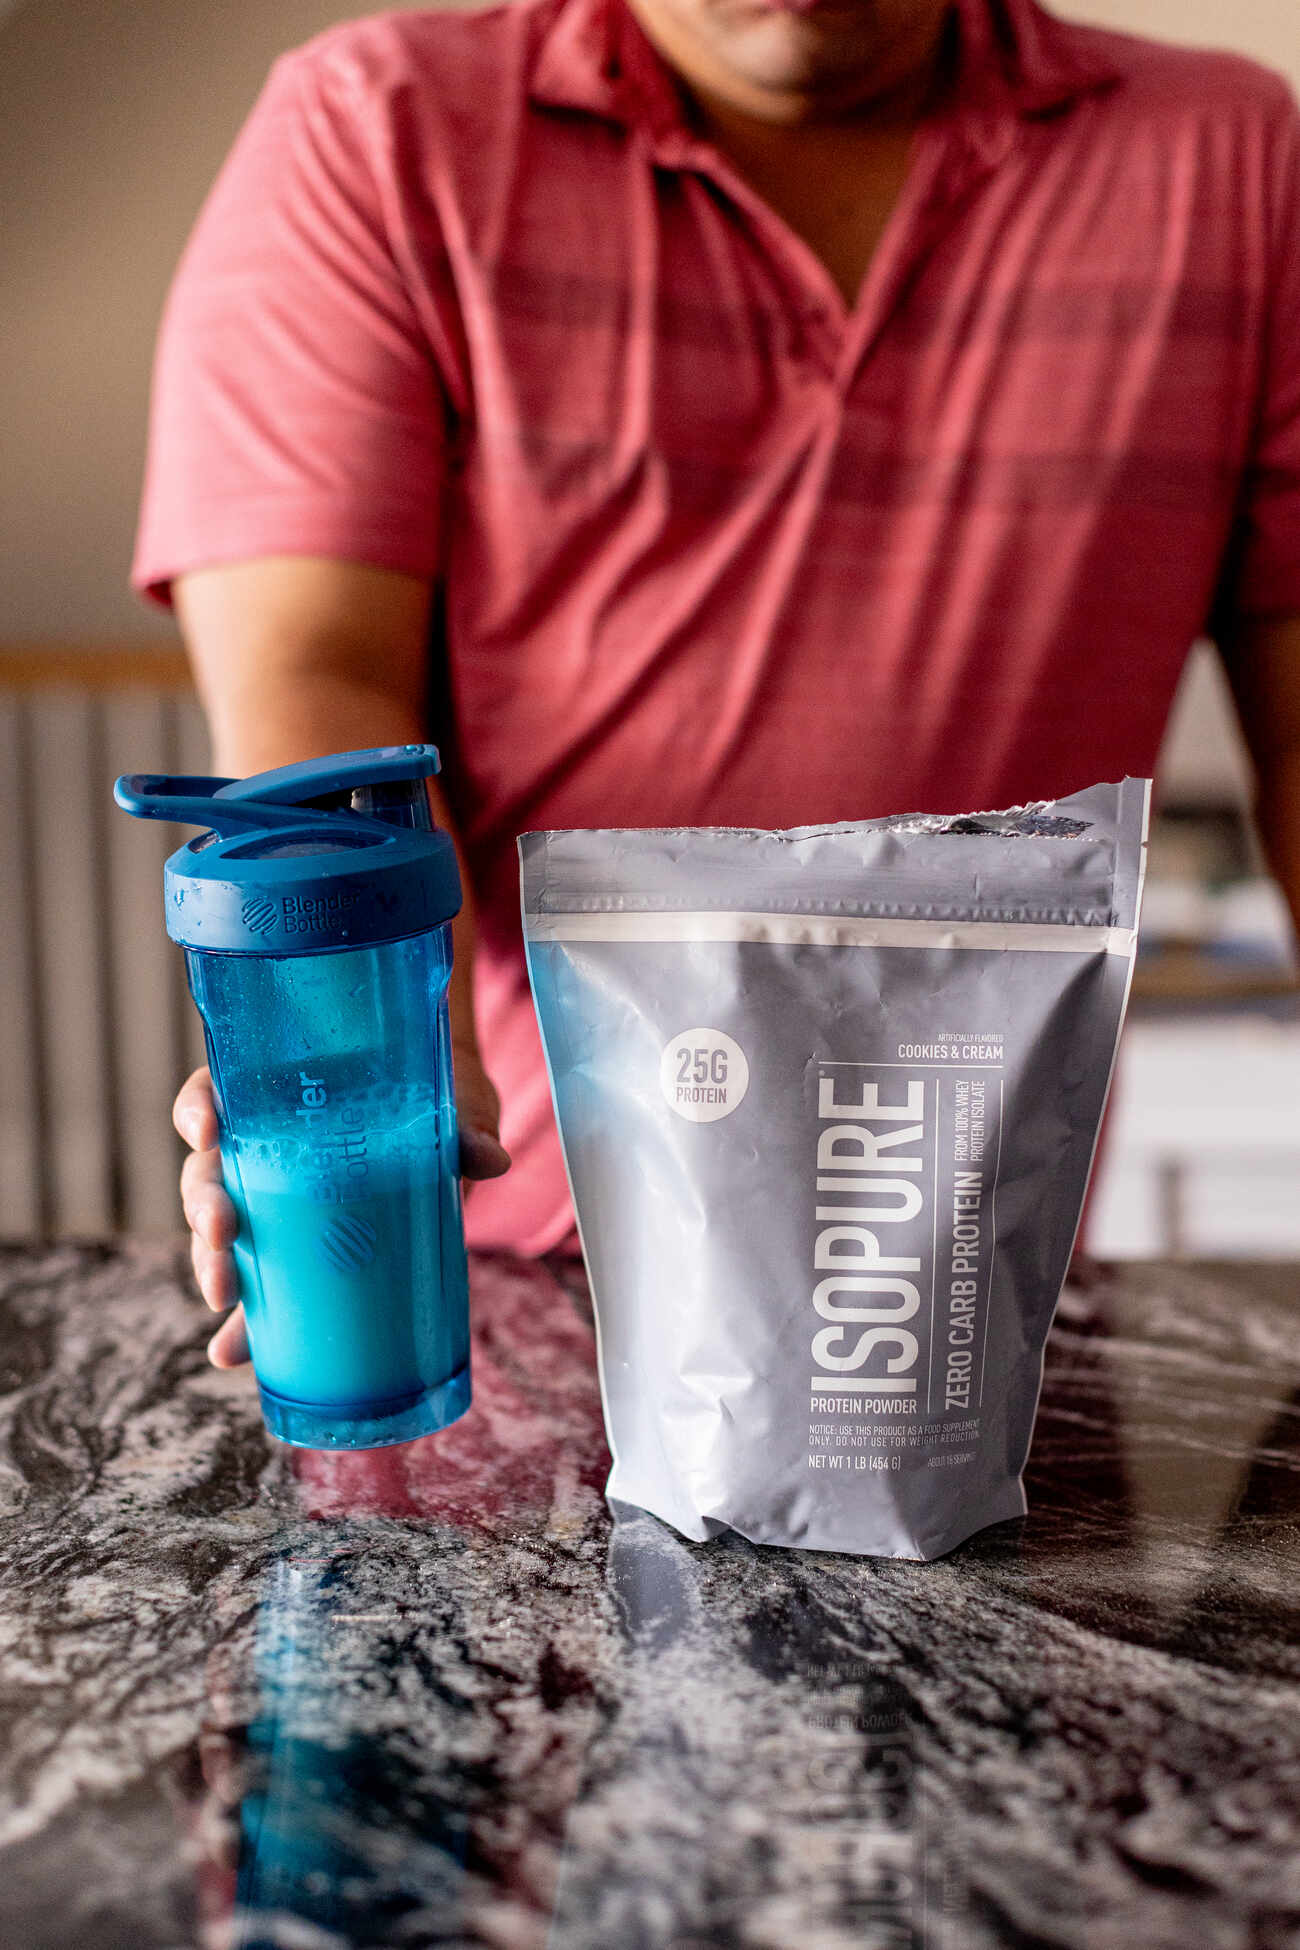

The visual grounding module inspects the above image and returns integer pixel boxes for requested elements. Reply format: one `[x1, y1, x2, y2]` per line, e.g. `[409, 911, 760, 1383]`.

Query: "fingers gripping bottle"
[115, 746, 469, 1449]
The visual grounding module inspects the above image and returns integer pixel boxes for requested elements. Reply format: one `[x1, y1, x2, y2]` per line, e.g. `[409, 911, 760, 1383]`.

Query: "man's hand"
[175, 1056, 509, 1369]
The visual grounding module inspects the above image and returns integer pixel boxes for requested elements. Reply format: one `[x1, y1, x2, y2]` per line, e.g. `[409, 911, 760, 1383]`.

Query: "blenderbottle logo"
[319, 1213, 378, 1271]
[240, 896, 278, 934]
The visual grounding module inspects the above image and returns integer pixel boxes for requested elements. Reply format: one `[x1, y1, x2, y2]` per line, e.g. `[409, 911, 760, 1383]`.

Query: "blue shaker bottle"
[114, 746, 470, 1450]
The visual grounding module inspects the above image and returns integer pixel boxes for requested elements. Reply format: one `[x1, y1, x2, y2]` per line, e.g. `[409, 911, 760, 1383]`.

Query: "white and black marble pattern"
[0, 1241, 1298, 1950]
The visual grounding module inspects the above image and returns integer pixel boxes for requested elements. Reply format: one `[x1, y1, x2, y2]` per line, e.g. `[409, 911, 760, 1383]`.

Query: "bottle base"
[257, 1362, 471, 1451]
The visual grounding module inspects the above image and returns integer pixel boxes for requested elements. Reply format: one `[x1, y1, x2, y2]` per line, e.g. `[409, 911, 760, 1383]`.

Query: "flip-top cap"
[114, 745, 461, 954]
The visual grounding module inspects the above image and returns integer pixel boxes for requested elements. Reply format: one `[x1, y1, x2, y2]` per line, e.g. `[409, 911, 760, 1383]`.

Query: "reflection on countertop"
[0, 1242, 1297, 1950]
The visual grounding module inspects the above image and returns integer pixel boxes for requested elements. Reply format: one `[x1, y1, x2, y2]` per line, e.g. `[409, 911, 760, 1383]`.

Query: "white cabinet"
[1087, 1014, 1300, 1256]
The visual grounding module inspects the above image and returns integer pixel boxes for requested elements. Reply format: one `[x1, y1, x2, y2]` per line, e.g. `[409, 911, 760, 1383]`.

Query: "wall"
[0, 0, 452, 641]
[1061, 0, 1299, 90]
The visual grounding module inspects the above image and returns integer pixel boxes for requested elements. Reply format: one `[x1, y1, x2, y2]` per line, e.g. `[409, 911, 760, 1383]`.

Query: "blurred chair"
[0, 644, 208, 1236]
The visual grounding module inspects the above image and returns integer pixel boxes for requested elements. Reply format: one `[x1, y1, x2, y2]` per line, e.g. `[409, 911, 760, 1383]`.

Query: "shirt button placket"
[802, 304, 842, 383]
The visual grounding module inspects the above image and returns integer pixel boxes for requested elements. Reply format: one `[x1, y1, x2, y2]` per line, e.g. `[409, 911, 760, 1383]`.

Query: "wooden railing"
[0, 643, 192, 689]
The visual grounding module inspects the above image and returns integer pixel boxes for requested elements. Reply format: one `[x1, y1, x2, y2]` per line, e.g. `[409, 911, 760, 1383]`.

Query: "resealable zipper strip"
[524, 911, 1137, 955]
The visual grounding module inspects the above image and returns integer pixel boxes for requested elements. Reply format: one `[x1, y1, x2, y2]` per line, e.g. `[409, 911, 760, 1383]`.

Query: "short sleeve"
[132, 47, 449, 606]
[1224, 88, 1300, 623]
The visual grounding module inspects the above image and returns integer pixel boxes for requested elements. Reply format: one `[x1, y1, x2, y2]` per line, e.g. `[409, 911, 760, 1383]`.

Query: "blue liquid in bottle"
[190, 930, 470, 1449]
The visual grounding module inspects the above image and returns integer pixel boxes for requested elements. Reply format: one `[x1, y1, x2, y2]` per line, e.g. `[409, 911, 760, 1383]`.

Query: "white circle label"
[660, 1027, 750, 1123]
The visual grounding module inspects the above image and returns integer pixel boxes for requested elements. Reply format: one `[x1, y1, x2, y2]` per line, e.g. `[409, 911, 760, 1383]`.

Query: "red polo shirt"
[135, 0, 1300, 1255]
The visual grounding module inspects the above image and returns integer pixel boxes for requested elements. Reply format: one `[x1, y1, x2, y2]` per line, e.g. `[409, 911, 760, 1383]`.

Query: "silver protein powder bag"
[519, 778, 1149, 1560]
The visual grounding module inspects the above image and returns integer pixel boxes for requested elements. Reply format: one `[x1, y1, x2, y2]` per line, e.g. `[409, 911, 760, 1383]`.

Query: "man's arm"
[171, 554, 508, 1368]
[1222, 614, 1300, 933]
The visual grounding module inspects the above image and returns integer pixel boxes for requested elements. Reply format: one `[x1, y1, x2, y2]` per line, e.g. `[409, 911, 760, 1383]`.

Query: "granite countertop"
[1, 1242, 1298, 1950]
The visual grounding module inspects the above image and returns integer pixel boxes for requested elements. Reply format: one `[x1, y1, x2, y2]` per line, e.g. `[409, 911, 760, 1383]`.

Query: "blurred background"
[1, 0, 1297, 1250]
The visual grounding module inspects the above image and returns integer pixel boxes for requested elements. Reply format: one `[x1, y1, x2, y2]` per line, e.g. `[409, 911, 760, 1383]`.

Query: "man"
[135, 0, 1300, 1367]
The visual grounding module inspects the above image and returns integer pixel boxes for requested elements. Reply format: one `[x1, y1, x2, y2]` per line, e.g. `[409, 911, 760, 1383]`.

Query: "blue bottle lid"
[114, 745, 462, 955]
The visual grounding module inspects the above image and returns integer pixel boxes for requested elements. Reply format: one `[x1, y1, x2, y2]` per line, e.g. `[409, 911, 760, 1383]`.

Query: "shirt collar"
[528, 0, 682, 136]
[957, 0, 1122, 117]
[528, 0, 1121, 136]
